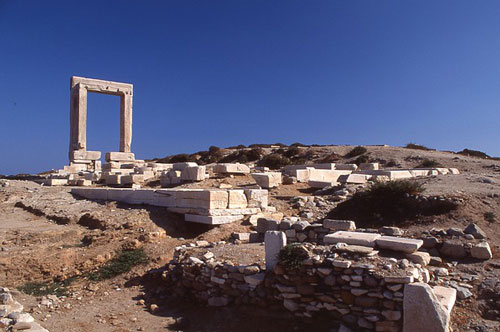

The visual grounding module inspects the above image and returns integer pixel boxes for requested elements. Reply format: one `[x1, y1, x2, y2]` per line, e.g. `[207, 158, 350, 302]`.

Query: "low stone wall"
[71, 188, 272, 225]
[163, 242, 440, 332]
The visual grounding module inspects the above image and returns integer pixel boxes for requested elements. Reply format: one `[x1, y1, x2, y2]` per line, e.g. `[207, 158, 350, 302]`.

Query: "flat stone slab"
[323, 231, 381, 247]
[376, 236, 423, 253]
[335, 245, 376, 255]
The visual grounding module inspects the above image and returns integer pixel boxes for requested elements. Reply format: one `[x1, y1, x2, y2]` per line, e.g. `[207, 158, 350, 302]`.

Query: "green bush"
[326, 180, 453, 226]
[345, 146, 367, 158]
[405, 143, 432, 151]
[368, 180, 424, 197]
[87, 249, 148, 281]
[283, 146, 301, 158]
[385, 159, 398, 167]
[208, 146, 221, 154]
[457, 149, 490, 159]
[417, 159, 442, 168]
[278, 244, 310, 270]
[484, 212, 496, 223]
[18, 277, 76, 297]
[353, 155, 370, 165]
[257, 154, 291, 169]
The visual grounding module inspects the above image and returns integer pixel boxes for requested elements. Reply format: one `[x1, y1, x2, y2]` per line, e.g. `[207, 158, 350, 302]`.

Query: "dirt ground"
[1, 145, 500, 331]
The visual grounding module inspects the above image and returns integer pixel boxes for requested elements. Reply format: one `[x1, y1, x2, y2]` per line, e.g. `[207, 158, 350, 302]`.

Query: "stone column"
[120, 92, 132, 153]
[69, 83, 87, 152]
[265, 231, 287, 271]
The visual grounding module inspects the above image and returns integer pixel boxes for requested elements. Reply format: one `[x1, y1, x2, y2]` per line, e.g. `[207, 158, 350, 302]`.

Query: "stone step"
[323, 231, 381, 247]
[375, 236, 423, 253]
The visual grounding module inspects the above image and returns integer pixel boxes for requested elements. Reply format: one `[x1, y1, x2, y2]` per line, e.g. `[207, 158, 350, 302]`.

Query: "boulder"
[471, 242, 492, 260]
[464, 223, 487, 239]
[439, 241, 466, 258]
[406, 252, 431, 265]
[323, 219, 356, 231]
[403, 283, 454, 332]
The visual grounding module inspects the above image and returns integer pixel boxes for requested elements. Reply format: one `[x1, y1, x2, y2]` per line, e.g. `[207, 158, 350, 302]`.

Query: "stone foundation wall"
[163, 243, 434, 332]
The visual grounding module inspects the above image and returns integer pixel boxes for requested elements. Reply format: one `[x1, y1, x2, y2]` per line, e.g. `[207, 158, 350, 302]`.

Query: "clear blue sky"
[1, 1, 500, 175]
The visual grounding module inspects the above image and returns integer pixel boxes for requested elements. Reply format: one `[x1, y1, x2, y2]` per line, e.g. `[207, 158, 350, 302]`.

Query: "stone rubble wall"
[0, 287, 48, 332]
[163, 243, 435, 332]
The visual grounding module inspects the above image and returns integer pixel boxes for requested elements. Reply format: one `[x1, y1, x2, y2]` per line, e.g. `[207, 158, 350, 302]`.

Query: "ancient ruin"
[1, 76, 498, 332]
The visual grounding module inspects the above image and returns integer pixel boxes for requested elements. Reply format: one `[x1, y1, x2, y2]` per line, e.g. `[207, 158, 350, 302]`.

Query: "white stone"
[265, 231, 286, 271]
[323, 219, 356, 231]
[228, 190, 248, 209]
[406, 252, 431, 265]
[214, 163, 250, 174]
[45, 179, 68, 186]
[105, 152, 135, 162]
[376, 236, 423, 253]
[244, 189, 269, 208]
[181, 166, 206, 181]
[323, 231, 380, 247]
[172, 162, 198, 171]
[403, 283, 454, 332]
[252, 172, 282, 188]
[471, 242, 492, 260]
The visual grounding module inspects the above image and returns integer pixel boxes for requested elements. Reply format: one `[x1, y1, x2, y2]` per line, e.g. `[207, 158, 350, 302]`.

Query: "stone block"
[335, 164, 358, 171]
[76, 179, 92, 186]
[376, 236, 423, 253]
[359, 163, 379, 170]
[160, 170, 182, 187]
[248, 212, 283, 226]
[323, 231, 381, 247]
[410, 170, 431, 177]
[471, 242, 492, 260]
[256, 218, 279, 233]
[121, 174, 145, 185]
[338, 174, 371, 184]
[244, 189, 268, 208]
[214, 163, 250, 174]
[184, 214, 243, 225]
[70, 150, 101, 161]
[105, 175, 122, 185]
[308, 180, 337, 188]
[433, 286, 457, 315]
[71, 188, 108, 200]
[181, 166, 206, 181]
[403, 283, 453, 332]
[154, 190, 177, 207]
[172, 162, 198, 171]
[265, 231, 286, 271]
[252, 172, 282, 188]
[175, 189, 229, 209]
[323, 219, 356, 231]
[107, 188, 136, 203]
[406, 252, 431, 265]
[439, 240, 466, 258]
[308, 169, 352, 183]
[105, 152, 135, 162]
[228, 190, 248, 209]
[295, 168, 313, 182]
[45, 179, 68, 186]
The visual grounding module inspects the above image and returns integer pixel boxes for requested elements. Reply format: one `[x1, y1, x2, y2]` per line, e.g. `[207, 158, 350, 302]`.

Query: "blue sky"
[1, 1, 500, 175]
